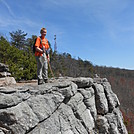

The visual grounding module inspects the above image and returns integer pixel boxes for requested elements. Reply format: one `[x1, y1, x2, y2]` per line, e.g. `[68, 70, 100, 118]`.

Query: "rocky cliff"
[0, 77, 128, 134]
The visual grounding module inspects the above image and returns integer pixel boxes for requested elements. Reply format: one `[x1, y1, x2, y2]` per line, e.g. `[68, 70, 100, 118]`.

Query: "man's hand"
[35, 47, 44, 54]
[43, 46, 46, 53]
[47, 54, 50, 62]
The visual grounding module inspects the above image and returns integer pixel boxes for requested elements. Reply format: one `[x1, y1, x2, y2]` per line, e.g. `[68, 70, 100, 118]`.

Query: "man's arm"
[35, 47, 44, 54]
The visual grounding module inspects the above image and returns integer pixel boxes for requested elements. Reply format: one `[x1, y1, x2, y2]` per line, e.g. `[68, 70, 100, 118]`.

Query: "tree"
[0, 35, 37, 81]
[26, 35, 37, 52]
[10, 29, 27, 50]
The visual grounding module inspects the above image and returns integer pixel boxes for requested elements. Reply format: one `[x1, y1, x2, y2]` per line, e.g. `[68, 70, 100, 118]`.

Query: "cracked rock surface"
[0, 77, 128, 134]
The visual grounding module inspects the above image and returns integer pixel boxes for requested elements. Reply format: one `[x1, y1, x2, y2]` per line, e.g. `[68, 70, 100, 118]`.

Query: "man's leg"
[42, 56, 48, 83]
[36, 56, 44, 85]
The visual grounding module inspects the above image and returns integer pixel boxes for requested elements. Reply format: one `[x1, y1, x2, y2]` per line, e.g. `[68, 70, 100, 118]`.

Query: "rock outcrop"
[0, 77, 128, 134]
[0, 63, 16, 86]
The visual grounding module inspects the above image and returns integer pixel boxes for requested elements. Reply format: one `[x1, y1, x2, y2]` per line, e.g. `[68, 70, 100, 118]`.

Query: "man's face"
[41, 30, 47, 37]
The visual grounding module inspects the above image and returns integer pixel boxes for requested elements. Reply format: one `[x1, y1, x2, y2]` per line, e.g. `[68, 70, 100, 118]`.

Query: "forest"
[0, 29, 134, 133]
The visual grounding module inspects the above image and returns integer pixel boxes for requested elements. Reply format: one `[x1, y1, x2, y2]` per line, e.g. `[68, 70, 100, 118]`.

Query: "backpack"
[33, 36, 42, 53]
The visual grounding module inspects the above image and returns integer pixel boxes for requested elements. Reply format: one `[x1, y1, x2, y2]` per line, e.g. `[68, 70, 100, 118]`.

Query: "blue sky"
[1, 0, 134, 70]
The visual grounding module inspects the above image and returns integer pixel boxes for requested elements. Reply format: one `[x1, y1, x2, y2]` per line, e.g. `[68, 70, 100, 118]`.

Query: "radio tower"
[54, 35, 57, 52]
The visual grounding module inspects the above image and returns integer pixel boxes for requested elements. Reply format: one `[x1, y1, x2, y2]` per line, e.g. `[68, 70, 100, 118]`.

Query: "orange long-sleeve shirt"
[35, 36, 50, 56]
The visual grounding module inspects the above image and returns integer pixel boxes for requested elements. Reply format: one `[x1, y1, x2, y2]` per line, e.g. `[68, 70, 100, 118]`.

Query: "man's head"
[40, 27, 47, 37]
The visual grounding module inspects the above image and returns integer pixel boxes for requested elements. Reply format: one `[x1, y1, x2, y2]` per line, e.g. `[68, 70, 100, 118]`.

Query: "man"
[35, 27, 50, 85]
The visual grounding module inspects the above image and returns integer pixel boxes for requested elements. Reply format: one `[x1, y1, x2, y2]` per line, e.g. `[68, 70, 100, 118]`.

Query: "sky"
[1, 0, 134, 70]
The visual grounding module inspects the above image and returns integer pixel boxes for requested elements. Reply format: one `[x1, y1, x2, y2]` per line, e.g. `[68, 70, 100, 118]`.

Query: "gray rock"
[27, 93, 64, 121]
[0, 77, 16, 86]
[0, 93, 22, 108]
[0, 86, 17, 93]
[0, 102, 39, 134]
[0, 63, 9, 72]
[78, 87, 97, 119]
[0, 77, 128, 134]
[94, 83, 109, 114]
[72, 77, 93, 88]
[96, 115, 109, 133]
[0, 63, 16, 86]
[0, 72, 11, 77]
[5, 77, 16, 85]
[67, 92, 95, 132]
[103, 82, 120, 112]
[0, 131, 4, 134]
[28, 104, 88, 134]
[56, 82, 77, 98]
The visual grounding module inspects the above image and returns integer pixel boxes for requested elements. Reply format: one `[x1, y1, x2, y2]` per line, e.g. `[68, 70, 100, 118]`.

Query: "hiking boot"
[44, 79, 48, 83]
[38, 79, 44, 85]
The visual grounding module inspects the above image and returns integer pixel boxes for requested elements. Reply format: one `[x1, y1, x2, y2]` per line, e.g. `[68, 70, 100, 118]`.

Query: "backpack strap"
[39, 36, 45, 53]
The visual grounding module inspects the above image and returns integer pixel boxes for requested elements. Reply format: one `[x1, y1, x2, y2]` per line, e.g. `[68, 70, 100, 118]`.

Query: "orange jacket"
[35, 36, 50, 56]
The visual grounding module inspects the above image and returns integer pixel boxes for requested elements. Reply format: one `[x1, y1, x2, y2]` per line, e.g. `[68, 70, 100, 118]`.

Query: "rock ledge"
[0, 77, 128, 134]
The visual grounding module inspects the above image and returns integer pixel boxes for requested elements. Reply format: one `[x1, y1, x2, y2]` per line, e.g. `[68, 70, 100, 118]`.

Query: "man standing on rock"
[35, 27, 50, 85]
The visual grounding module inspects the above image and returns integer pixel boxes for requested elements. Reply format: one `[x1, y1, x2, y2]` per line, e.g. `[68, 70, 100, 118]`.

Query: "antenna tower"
[54, 35, 57, 52]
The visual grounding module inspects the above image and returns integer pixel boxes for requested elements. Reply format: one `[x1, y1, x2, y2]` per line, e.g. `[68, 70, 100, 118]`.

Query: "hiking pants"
[35, 55, 48, 80]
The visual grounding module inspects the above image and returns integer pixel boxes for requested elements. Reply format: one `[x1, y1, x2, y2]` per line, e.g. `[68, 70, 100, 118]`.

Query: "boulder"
[0, 77, 128, 134]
